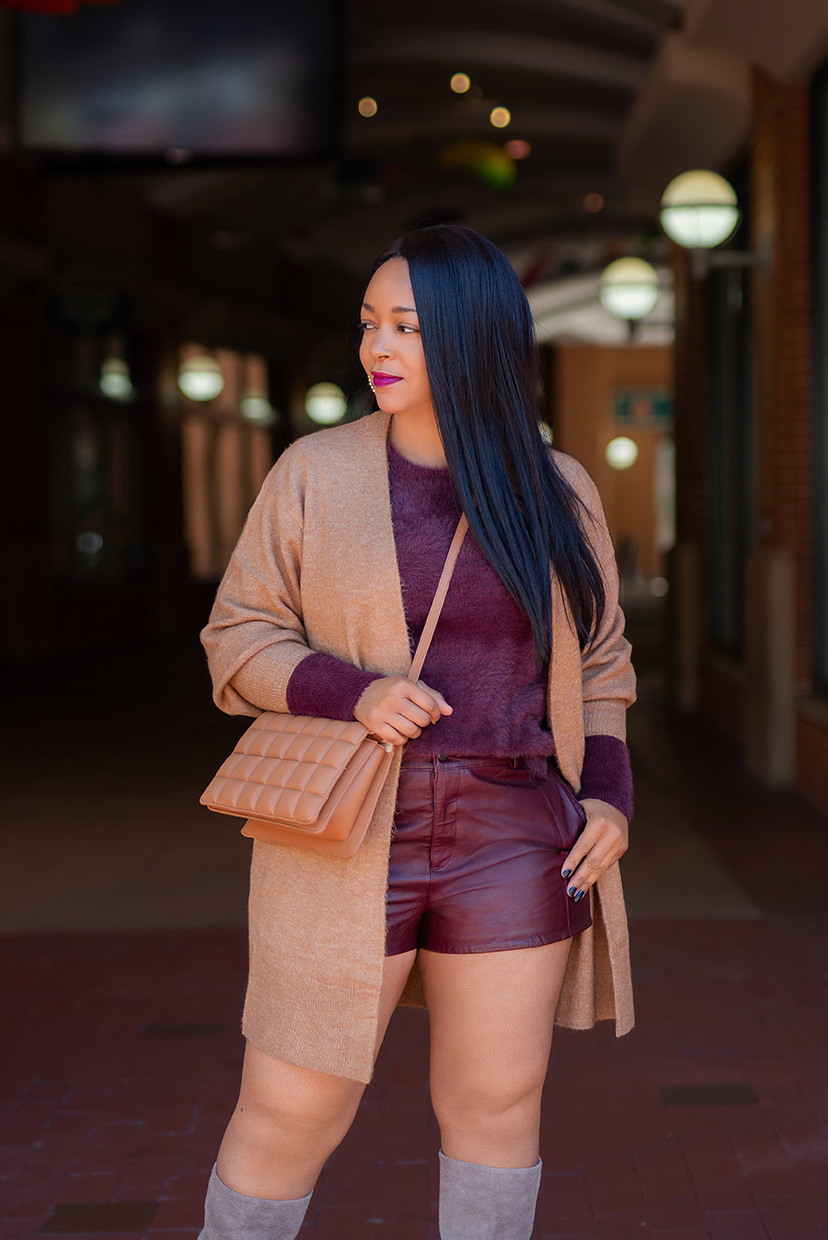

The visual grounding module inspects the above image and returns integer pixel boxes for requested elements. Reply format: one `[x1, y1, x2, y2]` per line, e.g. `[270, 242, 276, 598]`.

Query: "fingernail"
[562, 868, 572, 879]
[567, 886, 576, 897]
[574, 890, 584, 902]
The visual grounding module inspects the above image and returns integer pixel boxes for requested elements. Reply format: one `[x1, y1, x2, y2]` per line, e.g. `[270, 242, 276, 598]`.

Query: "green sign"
[615, 390, 673, 429]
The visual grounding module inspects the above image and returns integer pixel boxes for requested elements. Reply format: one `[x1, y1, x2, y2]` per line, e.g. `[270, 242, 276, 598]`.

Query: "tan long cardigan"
[201, 411, 637, 1083]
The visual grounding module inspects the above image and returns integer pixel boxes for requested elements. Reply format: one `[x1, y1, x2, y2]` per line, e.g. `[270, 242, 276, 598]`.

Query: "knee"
[237, 1076, 362, 1149]
[432, 1071, 544, 1131]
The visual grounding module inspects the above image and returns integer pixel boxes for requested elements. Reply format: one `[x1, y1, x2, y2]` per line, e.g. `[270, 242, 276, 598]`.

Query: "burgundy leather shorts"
[385, 755, 592, 955]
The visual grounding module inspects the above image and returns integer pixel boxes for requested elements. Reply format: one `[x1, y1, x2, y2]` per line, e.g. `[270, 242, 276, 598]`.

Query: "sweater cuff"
[286, 651, 383, 721]
[579, 734, 633, 822]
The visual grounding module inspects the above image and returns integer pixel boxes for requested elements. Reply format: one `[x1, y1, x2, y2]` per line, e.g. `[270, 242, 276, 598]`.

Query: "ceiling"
[140, 0, 685, 287]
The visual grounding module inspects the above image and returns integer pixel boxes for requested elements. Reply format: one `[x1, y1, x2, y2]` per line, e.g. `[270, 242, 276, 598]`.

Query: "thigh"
[421, 940, 572, 1104]
[238, 948, 417, 1127]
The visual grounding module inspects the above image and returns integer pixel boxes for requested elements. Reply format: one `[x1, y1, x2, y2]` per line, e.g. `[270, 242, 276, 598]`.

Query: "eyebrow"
[362, 301, 418, 314]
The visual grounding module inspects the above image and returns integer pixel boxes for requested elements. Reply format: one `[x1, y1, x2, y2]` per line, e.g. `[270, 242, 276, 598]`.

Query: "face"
[359, 258, 434, 418]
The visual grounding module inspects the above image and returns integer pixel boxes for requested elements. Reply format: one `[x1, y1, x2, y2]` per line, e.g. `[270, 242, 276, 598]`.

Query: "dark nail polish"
[574, 890, 584, 902]
[562, 869, 572, 879]
[567, 886, 576, 897]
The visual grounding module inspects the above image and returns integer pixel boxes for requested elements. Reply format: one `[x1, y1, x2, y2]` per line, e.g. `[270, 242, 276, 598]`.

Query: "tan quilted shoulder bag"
[200, 514, 468, 857]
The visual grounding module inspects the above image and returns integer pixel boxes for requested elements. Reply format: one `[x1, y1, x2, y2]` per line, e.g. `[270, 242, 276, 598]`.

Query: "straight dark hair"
[371, 224, 605, 661]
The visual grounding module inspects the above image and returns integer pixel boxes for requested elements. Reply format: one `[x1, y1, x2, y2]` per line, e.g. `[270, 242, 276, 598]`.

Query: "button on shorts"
[385, 755, 592, 956]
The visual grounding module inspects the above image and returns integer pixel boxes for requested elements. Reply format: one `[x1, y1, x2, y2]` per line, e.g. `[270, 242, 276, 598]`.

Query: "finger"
[413, 680, 453, 718]
[398, 701, 434, 730]
[369, 722, 412, 746]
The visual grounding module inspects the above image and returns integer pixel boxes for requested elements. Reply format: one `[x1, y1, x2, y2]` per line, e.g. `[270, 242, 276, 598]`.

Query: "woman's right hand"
[353, 675, 452, 746]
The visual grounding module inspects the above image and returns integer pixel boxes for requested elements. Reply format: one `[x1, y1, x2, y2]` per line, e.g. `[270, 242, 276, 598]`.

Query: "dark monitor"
[16, 0, 340, 165]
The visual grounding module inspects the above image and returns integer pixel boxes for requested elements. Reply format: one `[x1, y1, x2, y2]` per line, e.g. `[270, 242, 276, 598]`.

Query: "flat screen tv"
[16, 0, 340, 165]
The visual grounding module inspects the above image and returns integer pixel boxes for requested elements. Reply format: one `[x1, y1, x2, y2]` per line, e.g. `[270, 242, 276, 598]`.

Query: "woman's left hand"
[561, 799, 629, 902]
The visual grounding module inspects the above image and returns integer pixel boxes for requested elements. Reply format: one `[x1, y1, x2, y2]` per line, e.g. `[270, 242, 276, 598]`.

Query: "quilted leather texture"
[201, 714, 378, 828]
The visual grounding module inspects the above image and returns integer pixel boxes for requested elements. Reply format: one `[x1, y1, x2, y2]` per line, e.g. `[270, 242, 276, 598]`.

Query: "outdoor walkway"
[1, 622, 827, 1239]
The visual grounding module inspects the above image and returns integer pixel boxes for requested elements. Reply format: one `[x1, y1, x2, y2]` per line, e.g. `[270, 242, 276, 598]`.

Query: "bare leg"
[420, 939, 572, 1167]
[216, 948, 417, 1200]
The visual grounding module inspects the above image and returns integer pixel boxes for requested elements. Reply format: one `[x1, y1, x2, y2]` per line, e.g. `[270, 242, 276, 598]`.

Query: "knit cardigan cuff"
[286, 650, 382, 720]
[579, 734, 633, 822]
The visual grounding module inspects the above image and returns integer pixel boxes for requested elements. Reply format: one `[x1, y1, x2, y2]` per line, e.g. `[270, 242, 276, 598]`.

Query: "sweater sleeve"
[285, 651, 382, 719]
[578, 734, 633, 822]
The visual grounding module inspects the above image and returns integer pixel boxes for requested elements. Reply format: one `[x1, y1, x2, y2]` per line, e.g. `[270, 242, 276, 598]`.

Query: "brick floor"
[1, 635, 827, 1238]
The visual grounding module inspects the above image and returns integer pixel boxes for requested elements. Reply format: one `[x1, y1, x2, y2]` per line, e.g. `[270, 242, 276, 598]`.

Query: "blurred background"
[2, 3, 828, 1236]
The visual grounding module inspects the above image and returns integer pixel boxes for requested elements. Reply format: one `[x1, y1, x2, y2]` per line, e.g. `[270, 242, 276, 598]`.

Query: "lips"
[371, 372, 402, 388]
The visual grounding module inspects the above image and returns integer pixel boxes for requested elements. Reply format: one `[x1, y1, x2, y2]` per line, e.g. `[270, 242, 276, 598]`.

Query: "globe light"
[660, 170, 740, 249]
[450, 73, 471, 94]
[489, 107, 511, 129]
[99, 357, 133, 400]
[178, 354, 225, 401]
[240, 394, 275, 424]
[305, 382, 347, 426]
[605, 436, 639, 470]
[599, 258, 660, 321]
[358, 97, 378, 117]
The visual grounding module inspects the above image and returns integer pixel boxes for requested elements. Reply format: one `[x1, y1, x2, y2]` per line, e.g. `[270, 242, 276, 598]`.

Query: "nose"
[368, 324, 395, 361]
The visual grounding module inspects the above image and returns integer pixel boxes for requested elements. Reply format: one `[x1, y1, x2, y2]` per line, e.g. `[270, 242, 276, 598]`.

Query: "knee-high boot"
[198, 1164, 313, 1240]
[438, 1150, 542, 1240]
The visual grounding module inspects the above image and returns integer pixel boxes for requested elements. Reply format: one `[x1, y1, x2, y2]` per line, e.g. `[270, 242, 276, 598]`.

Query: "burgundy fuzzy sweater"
[287, 440, 633, 820]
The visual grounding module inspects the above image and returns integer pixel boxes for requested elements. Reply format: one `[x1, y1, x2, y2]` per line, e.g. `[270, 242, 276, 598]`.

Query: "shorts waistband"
[399, 754, 523, 770]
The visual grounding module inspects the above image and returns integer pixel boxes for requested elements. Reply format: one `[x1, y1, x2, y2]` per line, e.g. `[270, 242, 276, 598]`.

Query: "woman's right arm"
[200, 466, 313, 717]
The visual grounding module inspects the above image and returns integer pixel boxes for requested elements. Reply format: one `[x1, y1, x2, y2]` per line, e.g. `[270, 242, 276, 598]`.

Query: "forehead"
[364, 257, 416, 307]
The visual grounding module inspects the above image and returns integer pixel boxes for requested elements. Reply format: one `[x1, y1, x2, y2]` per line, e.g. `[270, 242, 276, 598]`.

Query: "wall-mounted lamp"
[100, 357, 133, 401]
[660, 169, 771, 280]
[305, 382, 347, 425]
[178, 353, 225, 402]
[599, 258, 660, 338]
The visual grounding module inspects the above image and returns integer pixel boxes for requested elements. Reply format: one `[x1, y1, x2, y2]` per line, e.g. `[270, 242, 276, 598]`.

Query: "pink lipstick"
[371, 372, 402, 388]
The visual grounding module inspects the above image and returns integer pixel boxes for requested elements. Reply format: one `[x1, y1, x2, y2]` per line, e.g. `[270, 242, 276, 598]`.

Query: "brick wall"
[751, 68, 814, 689]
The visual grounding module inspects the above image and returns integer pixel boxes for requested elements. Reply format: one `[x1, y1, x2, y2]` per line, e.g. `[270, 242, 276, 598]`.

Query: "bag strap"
[408, 514, 469, 682]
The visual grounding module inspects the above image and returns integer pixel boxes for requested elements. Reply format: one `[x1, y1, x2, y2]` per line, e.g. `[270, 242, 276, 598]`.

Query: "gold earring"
[368, 376, 376, 394]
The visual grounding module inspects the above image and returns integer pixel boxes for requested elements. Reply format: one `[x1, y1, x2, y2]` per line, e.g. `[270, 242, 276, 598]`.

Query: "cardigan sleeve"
[568, 461, 637, 742]
[200, 448, 315, 716]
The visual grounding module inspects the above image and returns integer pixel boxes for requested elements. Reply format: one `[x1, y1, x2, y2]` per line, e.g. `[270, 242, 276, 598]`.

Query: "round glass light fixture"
[599, 257, 660, 322]
[240, 394, 276, 425]
[305, 382, 347, 426]
[178, 354, 225, 402]
[99, 357, 133, 400]
[605, 436, 639, 470]
[660, 170, 740, 249]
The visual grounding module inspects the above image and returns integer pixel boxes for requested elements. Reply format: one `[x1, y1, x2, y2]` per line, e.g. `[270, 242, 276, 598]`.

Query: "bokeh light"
[605, 437, 639, 470]
[489, 107, 511, 129]
[305, 382, 347, 425]
[358, 97, 378, 118]
[505, 139, 531, 160]
[450, 73, 471, 94]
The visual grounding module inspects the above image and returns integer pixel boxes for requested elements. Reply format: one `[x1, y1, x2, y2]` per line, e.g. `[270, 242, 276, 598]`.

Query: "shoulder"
[259, 411, 390, 500]
[549, 448, 602, 512]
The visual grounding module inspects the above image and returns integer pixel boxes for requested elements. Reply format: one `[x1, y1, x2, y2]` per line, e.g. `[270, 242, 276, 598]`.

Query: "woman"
[199, 224, 635, 1240]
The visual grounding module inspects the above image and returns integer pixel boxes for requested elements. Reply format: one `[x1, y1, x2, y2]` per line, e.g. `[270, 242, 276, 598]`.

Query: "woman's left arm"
[558, 461, 637, 900]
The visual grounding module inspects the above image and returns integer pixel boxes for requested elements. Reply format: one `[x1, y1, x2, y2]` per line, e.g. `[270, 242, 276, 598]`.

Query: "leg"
[421, 940, 572, 1240]
[217, 948, 417, 1200]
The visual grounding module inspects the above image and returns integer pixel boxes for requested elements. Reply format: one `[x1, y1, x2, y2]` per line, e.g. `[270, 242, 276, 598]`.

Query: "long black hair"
[371, 224, 605, 662]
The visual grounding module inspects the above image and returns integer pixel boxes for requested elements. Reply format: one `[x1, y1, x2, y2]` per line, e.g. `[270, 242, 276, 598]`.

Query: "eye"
[398, 325, 419, 334]
[358, 321, 375, 333]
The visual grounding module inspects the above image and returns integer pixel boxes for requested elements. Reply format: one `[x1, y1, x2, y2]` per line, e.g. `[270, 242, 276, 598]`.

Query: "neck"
[388, 409, 447, 467]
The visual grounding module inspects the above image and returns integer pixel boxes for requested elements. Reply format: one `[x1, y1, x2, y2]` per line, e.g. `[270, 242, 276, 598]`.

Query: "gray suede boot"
[438, 1150, 542, 1240]
[198, 1164, 313, 1240]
